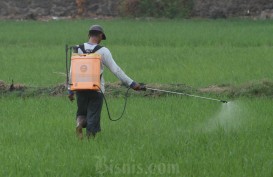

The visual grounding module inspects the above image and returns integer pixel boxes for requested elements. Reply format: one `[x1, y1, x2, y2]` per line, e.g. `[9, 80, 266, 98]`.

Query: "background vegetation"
[119, 0, 194, 18]
[1, 19, 272, 87]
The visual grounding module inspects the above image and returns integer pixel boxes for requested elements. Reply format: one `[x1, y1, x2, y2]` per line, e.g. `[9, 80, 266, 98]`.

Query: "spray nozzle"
[139, 83, 147, 91]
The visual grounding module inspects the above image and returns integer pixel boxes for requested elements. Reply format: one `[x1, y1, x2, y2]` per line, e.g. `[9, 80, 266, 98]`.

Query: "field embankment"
[1, 80, 273, 99]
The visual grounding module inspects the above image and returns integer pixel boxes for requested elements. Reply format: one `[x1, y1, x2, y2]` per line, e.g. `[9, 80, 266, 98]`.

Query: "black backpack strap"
[91, 45, 103, 53]
[78, 44, 102, 54]
[78, 44, 86, 53]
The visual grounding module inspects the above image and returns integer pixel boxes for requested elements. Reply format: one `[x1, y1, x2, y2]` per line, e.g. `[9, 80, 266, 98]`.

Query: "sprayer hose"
[95, 85, 131, 121]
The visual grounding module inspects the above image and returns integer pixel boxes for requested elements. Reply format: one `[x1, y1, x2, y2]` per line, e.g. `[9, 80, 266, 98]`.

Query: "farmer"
[68, 25, 142, 139]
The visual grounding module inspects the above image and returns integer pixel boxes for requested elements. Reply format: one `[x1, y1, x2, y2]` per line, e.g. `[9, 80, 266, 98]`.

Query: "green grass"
[0, 19, 272, 177]
[0, 19, 273, 86]
[0, 96, 272, 176]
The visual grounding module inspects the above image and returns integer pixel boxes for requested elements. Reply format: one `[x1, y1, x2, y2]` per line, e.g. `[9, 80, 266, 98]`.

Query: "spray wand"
[140, 85, 228, 103]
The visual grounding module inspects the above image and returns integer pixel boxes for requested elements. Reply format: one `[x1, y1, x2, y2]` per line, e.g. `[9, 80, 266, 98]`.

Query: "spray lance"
[138, 84, 228, 103]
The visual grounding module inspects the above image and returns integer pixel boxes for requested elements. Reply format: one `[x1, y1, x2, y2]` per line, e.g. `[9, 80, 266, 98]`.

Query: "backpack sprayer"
[65, 44, 131, 121]
[65, 44, 228, 121]
[65, 44, 101, 91]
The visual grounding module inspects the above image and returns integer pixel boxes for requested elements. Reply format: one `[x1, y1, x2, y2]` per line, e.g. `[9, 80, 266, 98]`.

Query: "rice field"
[0, 19, 272, 177]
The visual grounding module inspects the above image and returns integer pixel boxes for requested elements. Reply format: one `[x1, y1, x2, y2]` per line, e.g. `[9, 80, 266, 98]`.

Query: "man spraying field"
[67, 25, 142, 139]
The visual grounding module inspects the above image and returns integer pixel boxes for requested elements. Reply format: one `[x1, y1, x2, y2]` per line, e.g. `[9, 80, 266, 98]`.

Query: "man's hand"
[130, 82, 146, 91]
[68, 90, 75, 102]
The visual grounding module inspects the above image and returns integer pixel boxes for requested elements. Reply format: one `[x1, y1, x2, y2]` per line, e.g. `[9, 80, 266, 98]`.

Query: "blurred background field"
[0, 19, 273, 87]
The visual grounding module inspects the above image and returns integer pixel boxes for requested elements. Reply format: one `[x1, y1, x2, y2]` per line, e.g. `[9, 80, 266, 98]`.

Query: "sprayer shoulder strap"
[78, 44, 86, 53]
[91, 45, 103, 53]
[78, 44, 102, 54]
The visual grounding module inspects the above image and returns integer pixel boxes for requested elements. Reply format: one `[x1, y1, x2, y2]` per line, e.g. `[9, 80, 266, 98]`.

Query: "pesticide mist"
[199, 101, 246, 133]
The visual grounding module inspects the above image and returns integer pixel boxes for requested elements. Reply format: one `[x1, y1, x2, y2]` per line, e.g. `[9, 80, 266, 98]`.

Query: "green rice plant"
[0, 19, 272, 87]
[0, 96, 272, 176]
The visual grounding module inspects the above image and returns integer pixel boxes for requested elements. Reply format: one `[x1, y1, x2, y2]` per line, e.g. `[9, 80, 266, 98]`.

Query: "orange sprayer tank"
[70, 53, 101, 91]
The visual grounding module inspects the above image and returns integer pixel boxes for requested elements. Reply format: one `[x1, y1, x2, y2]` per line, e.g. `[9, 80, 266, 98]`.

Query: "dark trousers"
[76, 90, 103, 135]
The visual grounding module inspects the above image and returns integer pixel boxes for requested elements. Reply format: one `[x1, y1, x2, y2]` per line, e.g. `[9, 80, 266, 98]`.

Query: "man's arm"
[100, 47, 135, 87]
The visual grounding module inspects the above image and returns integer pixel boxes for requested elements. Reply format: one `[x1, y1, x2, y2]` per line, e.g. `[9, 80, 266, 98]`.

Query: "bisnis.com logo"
[95, 156, 180, 175]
